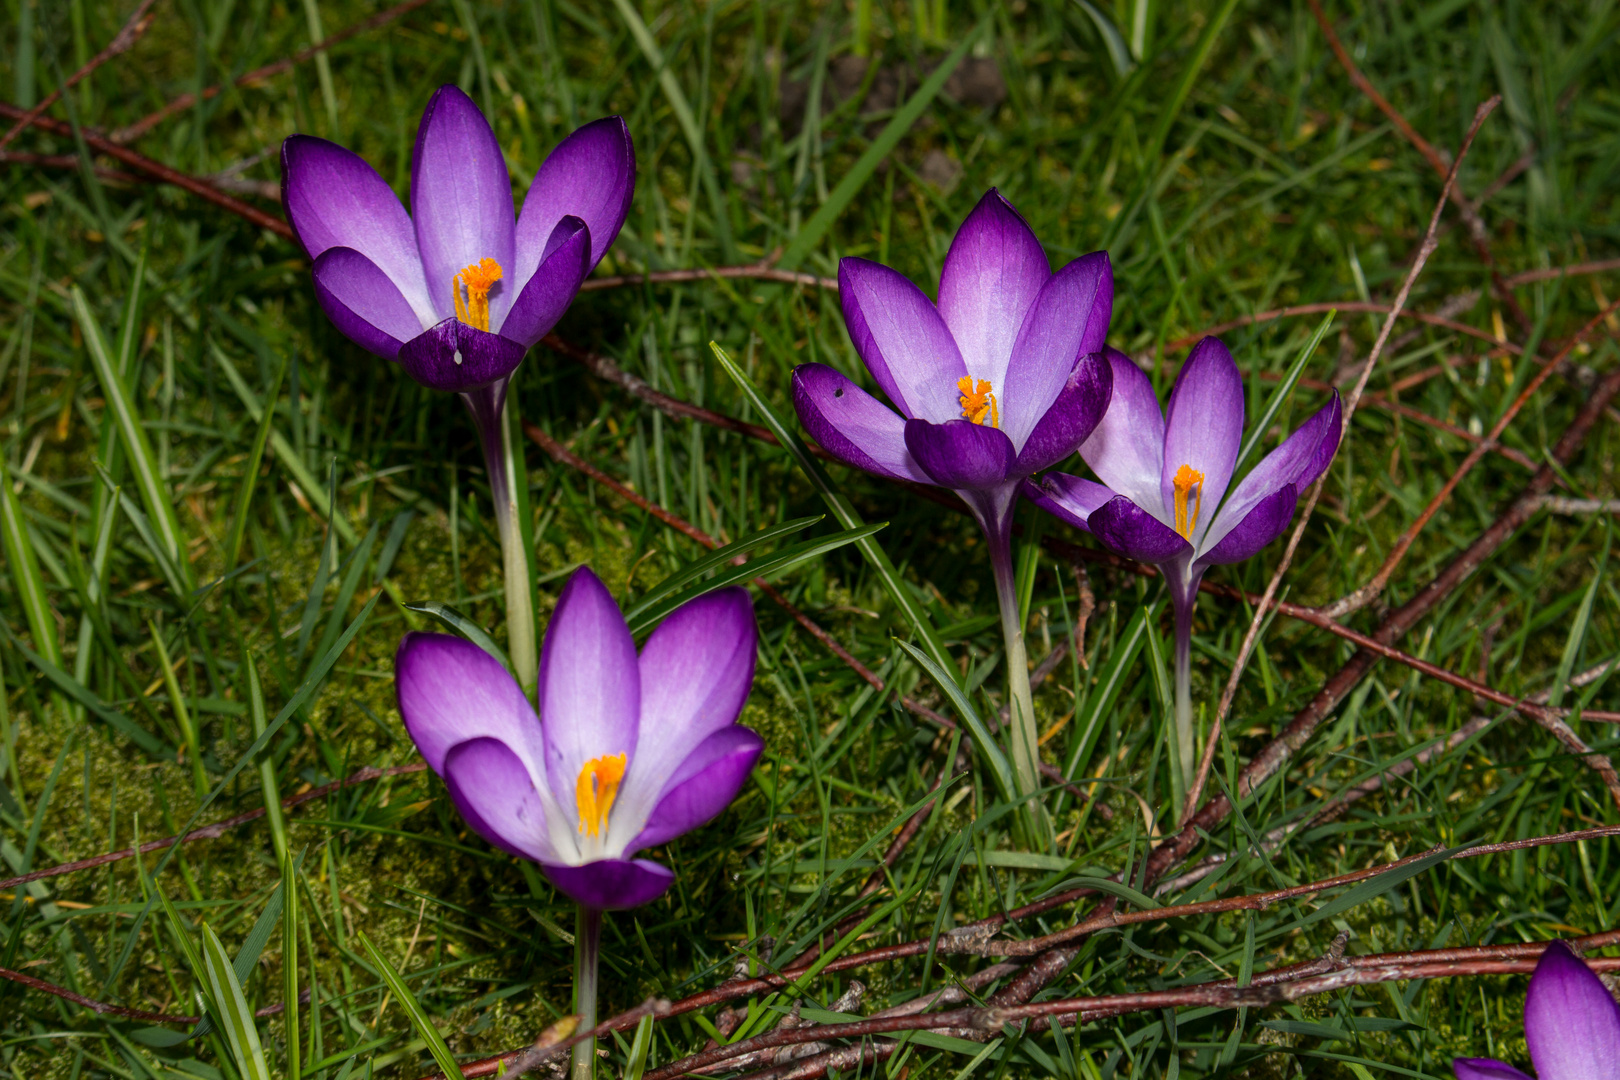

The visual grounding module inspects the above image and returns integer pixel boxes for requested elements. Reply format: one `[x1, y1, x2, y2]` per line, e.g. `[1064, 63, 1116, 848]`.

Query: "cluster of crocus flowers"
[1027, 339, 1341, 803]
[1454, 941, 1620, 1080]
[397, 567, 761, 1075]
[282, 85, 635, 698]
[793, 189, 1114, 834]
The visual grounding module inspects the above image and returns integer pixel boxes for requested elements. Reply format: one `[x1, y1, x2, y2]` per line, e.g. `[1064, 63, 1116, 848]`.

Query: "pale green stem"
[984, 509, 1051, 848]
[573, 905, 601, 1080]
[464, 382, 537, 698]
[1166, 560, 1204, 822]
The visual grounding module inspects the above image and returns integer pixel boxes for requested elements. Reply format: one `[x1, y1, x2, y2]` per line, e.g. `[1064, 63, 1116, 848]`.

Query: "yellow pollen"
[574, 754, 627, 839]
[1172, 464, 1204, 540]
[452, 257, 503, 332]
[957, 376, 1000, 428]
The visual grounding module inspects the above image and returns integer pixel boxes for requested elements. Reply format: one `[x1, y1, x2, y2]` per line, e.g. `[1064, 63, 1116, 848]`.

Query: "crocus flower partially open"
[282, 85, 633, 394]
[1454, 941, 1620, 1080]
[1027, 340, 1341, 605]
[1026, 339, 1340, 805]
[792, 189, 1113, 536]
[395, 568, 761, 910]
[791, 189, 1113, 833]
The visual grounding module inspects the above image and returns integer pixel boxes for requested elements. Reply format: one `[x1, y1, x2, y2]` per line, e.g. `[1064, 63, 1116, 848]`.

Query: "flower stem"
[985, 510, 1052, 848]
[1165, 562, 1204, 822]
[572, 905, 602, 1080]
[462, 380, 538, 699]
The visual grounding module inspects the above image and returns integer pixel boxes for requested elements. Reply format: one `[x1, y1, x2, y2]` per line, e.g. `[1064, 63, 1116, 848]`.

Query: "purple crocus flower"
[790, 189, 1113, 829]
[1455, 941, 1620, 1080]
[281, 84, 633, 395]
[1025, 339, 1341, 800]
[394, 567, 762, 910]
[284, 86, 635, 698]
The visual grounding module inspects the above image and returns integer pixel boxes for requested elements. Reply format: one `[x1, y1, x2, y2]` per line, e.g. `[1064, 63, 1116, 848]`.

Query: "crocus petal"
[537, 567, 641, 823]
[281, 135, 437, 327]
[542, 858, 674, 911]
[410, 85, 517, 325]
[497, 216, 590, 346]
[1199, 392, 1341, 555]
[1080, 348, 1167, 520]
[1295, 391, 1344, 491]
[395, 632, 547, 777]
[1087, 495, 1193, 564]
[1000, 251, 1112, 451]
[1452, 1061, 1534, 1080]
[1525, 941, 1620, 1080]
[936, 189, 1049, 394]
[442, 737, 556, 863]
[396, 320, 527, 393]
[514, 116, 634, 283]
[613, 587, 757, 833]
[628, 726, 764, 853]
[1014, 350, 1113, 475]
[903, 418, 1016, 491]
[1160, 337, 1243, 540]
[839, 258, 967, 423]
[1024, 472, 1119, 532]
[1195, 484, 1297, 566]
[310, 247, 423, 360]
[791, 364, 933, 484]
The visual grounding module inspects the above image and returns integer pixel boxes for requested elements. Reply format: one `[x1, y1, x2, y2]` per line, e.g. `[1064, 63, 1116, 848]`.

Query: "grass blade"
[0, 456, 61, 668]
[282, 846, 301, 1080]
[72, 284, 191, 590]
[404, 601, 512, 672]
[1231, 310, 1337, 480]
[895, 639, 1015, 803]
[776, 24, 983, 270]
[622, 514, 823, 624]
[200, 923, 272, 1080]
[224, 356, 288, 581]
[210, 342, 356, 545]
[357, 931, 465, 1080]
[626, 522, 886, 635]
[709, 341, 958, 680]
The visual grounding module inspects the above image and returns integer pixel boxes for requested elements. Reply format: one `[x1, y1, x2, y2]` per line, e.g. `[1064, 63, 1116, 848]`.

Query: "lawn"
[1, 0, 1618, 1078]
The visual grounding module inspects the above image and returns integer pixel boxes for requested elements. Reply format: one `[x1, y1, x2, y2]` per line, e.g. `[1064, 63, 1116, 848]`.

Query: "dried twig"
[0, 763, 426, 894]
[1182, 95, 1501, 822]
[580, 265, 837, 292]
[108, 0, 436, 144]
[0, 103, 293, 238]
[0, 0, 159, 152]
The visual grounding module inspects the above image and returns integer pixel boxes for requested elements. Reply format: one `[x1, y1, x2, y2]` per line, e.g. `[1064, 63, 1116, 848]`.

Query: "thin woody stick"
[1181, 96, 1501, 823]
[0, 0, 159, 152]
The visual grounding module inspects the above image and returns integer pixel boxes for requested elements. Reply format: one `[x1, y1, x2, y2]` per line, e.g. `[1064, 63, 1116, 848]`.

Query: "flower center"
[452, 257, 503, 332]
[1172, 463, 1204, 540]
[575, 753, 627, 839]
[957, 377, 999, 428]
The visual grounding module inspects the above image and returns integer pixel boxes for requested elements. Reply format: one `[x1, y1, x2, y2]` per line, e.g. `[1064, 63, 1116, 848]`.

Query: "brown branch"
[1145, 359, 1620, 888]
[0, 151, 145, 185]
[1506, 258, 1620, 288]
[1184, 96, 1499, 820]
[1315, 293, 1620, 619]
[1163, 302, 1518, 355]
[0, 102, 294, 239]
[0, 965, 311, 1025]
[0, 763, 426, 894]
[0, 0, 159, 152]
[1306, 0, 1530, 332]
[579, 266, 837, 293]
[109, 0, 436, 145]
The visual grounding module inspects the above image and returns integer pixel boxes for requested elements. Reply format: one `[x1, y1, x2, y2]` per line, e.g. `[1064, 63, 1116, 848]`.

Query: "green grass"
[2, 1, 1619, 1078]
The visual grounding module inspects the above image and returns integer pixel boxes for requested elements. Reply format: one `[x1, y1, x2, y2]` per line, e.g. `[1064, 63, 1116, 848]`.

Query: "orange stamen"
[574, 754, 627, 839]
[957, 376, 999, 428]
[452, 257, 503, 332]
[1172, 464, 1204, 540]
